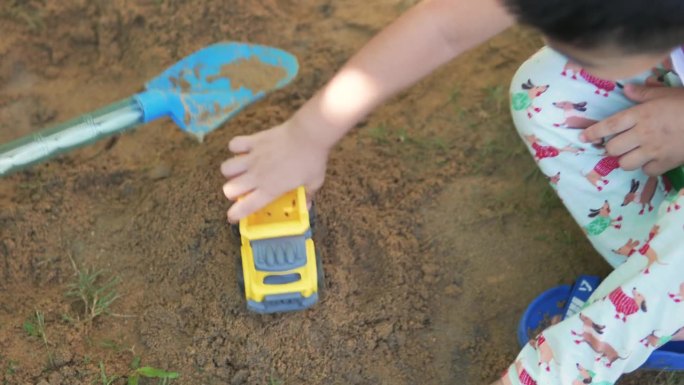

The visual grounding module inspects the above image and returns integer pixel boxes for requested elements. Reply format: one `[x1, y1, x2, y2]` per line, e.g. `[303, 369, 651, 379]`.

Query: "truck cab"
[237, 187, 322, 313]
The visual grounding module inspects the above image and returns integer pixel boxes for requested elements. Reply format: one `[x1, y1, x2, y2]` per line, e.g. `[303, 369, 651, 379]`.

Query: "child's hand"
[221, 117, 330, 222]
[219, 0, 513, 222]
[581, 84, 684, 176]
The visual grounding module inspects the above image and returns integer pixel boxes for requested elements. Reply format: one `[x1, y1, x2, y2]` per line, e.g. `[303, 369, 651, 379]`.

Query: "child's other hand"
[221, 117, 330, 222]
[581, 84, 684, 176]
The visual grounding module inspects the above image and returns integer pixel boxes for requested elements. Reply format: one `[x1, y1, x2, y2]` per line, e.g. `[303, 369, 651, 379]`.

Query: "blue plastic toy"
[518, 275, 684, 371]
[0, 42, 299, 176]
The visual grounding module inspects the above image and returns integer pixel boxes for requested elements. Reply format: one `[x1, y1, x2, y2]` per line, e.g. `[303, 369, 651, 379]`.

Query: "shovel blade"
[143, 42, 298, 139]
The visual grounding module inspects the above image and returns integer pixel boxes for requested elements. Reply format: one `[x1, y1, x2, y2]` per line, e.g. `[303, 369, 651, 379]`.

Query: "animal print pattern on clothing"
[503, 47, 684, 385]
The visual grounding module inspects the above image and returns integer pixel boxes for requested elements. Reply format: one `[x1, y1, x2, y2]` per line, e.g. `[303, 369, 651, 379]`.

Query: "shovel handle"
[0, 98, 144, 177]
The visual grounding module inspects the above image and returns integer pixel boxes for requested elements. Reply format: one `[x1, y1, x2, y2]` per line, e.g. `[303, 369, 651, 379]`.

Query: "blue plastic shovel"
[0, 42, 299, 177]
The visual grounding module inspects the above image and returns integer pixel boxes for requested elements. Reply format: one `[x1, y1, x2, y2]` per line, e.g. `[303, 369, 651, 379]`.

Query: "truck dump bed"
[239, 187, 310, 240]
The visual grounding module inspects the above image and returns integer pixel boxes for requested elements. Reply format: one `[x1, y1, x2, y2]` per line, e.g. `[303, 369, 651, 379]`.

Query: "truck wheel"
[236, 256, 245, 294]
[316, 251, 325, 293]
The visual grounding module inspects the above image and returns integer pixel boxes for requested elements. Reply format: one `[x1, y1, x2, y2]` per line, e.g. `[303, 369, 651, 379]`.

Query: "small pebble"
[231, 369, 249, 385]
[444, 284, 463, 297]
[375, 321, 394, 341]
[421, 263, 439, 276]
[148, 163, 172, 180]
[48, 371, 63, 385]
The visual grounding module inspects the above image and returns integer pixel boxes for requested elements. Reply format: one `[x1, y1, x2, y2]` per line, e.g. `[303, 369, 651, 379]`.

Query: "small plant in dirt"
[624, 371, 684, 385]
[654, 371, 684, 385]
[23, 316, 40, 338]
[366, 122, 448, 163]
[23, 310, 55, 368]
[98, 361, 120, 385]
[367, 125, 390, 144]
[127, 366, 179, 385]
[100, 339, 134, 354]
[1, 356, 18, 385]
[368, 124, 416, 145]
[396, 127, 409, 143]
[0, 0, 44, 32]
[450, 88, 461, 103]
[96, 358, 179, 385]
[66, 267, 121, 327]
[484, 84, 506, 113]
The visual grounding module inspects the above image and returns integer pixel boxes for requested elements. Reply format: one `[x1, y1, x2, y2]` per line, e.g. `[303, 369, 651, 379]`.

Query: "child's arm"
[221, 0, 514, 221]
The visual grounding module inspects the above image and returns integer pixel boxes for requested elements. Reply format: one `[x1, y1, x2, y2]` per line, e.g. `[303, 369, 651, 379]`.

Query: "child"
[221, 0, 684, 384]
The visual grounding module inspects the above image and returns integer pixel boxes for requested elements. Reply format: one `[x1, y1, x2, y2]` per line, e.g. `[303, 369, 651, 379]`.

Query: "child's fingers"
[227, 189, 273, 223]
[642, 159, 668, 177]
[304, 178, 324, 204]
[220, 155, 250, 178]
[605, 130, 640, 157]
[305, 190, 315, 208]
[618, 148, 649, 171]
[222, 174, 256, 201]
[624, 83, 682, 102]
[228, 135, 253, 154]
[581, 111, 637, 143]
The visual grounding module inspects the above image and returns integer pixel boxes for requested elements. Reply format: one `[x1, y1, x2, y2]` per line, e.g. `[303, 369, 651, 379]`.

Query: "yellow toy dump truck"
[235, 186, 323, 313]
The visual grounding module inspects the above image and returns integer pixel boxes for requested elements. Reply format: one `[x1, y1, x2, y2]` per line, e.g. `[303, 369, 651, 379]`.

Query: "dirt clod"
[231, 369, 249, 385]
[48, 371, 63, 385]
[375, 320, 395, 341]
[148, 163, 172, 180]
[206, 57, 287, 93]
[52, 349, 73, 368]
[444, 284, 462, 297]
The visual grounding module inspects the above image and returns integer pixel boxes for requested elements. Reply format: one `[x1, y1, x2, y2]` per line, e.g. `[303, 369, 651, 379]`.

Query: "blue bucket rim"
[517, 285, 571, 347]
[518, 283, 684, 371]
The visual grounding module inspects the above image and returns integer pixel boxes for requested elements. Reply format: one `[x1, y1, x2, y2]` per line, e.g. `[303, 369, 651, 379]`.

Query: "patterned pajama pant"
[504, 47, 684, 385]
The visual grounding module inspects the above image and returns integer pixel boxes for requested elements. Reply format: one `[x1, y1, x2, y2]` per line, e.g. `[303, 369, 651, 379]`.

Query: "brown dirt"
[0, 1, 678, 384]
[206, 57, 288, 92]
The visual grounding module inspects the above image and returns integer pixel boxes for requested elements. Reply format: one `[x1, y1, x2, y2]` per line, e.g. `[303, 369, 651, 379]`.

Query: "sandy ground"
[0, 1, 680, 384]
